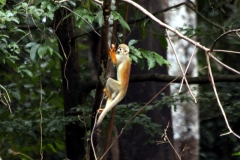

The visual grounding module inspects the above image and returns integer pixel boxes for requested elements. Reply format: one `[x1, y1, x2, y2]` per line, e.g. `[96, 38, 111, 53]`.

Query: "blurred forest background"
[0, 0, 240, 160]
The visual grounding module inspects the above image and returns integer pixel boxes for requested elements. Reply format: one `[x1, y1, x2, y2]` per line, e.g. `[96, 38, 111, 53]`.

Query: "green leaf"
[232, 151, 240, 156]
[128, 39, 138, 46]
[25, 42, 37, 48]
[53, 50, 63, 60]
[83, 14, 94, 24]
[0, 24, 6, 29]
[129, 46, 142, 58]
[38, 45, 48, 59]
[47, 46, 53, 55]
[22, 69, 33, 77]
[30, 44, 41, 60]
[137, 54, 145, 70]
[0, 0, 6, 5]
[95, 11, 103, 27]
[159, 35, 168, 50]
[112, 11, 130, 31]
[27, 131, 36, 138]
[41, 1, 49, 10]
[7, 127, 13, 132]
[130, 55, 138, 63]
[154, 53, 170, 67]
[140, 49, 155, 70]
[46, 12, 54, 20]
[77, 19, 84, 28]
[7, 42, 20, 54]
[140, 19, 149, 39]
[11, 91, 21, 100]
[46, 144, 57, 152]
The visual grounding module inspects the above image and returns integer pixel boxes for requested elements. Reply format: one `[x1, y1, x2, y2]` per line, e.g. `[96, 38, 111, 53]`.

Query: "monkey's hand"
[108, 44, 117, 65]
[109, 44, 116, 51]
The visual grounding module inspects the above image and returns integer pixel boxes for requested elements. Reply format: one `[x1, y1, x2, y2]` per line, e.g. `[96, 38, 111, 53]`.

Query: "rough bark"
[90, 0, 112, 159]
[54, 8, 88, 160]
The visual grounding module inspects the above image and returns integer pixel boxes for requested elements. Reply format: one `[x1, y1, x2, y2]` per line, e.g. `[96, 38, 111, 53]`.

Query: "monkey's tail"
[95, 92, 125, 128]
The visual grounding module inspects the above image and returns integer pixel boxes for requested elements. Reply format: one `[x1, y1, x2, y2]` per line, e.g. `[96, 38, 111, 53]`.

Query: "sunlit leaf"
[128, 39, 138, 46]
[22, 69, 33, 77]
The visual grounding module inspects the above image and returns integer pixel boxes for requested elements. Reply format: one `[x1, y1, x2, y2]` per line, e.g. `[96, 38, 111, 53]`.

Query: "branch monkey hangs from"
[96, 44, 131, 128]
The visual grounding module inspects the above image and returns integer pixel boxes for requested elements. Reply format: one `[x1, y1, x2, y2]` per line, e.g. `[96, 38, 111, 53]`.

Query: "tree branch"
[84, 74, 240, 92]
[130, 74, 240, 84]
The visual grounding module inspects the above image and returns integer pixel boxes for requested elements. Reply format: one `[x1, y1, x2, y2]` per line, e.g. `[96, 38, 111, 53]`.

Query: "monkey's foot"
[103, 88, 112, 99]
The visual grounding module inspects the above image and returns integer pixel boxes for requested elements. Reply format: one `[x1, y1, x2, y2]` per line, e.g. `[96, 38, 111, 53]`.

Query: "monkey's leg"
[99, 78, 120, 113]
[106, 78, 121, 99]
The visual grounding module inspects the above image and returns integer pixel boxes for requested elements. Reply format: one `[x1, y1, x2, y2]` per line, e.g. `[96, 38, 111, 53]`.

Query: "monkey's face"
[117, 44, 129, 55]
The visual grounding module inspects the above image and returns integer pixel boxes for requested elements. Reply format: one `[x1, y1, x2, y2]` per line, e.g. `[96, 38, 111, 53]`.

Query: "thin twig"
[206, 52, 240, 138]
[179, 44, 197, 91]
[91, 95, 105, 160]
[120, 0, 209, 52]
[213, 49, 240, 54]
[208, 52, 240, 75]
[120, 0, 240, 140]
[210, 29, 240, 51]
[39, 76, 43, 160]
[166, 29, 197, 103]
[9, 149, 33, 160]
[61, 6, 101, 37]
[0, 84, 12, 113]
[157, 122, 182, 160]
[99, 77, 178, 160]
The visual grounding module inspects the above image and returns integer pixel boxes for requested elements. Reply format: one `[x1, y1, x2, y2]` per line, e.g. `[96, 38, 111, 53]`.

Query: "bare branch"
[121, 0, 210, 52]
[130, 74, 240, 84]
[157, 122, 183, 160]
[206, 52, 240, 138]
[208, 52, 240, 75]
[213, 49, 240, 54]
[99, 77, 179, 160]
[179, 45, 197, 90]
[166, 29, 197, 103]
[210, 29, 240, 51]
[120, 0, 240, 139]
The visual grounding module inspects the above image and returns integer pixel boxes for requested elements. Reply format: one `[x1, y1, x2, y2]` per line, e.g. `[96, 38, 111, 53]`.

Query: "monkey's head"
[117, 44, 129, 55]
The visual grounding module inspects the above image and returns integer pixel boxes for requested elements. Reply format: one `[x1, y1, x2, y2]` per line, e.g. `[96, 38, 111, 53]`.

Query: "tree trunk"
[119, 0, 175, 159]
[165, 0, 199, 160]
[54, 8, 87, 160]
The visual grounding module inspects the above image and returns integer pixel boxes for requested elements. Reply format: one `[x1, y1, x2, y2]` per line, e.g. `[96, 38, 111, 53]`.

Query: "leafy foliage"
[128, 40, 170, 70]
[1, 0, 240, 159]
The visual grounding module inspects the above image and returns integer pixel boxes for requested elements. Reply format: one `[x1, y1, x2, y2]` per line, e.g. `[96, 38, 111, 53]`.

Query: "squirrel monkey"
[96, 44, 131, 128]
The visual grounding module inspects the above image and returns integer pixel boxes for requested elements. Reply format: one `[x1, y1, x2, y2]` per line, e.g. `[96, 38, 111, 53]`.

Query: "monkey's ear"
[124, 48, 129, 53]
